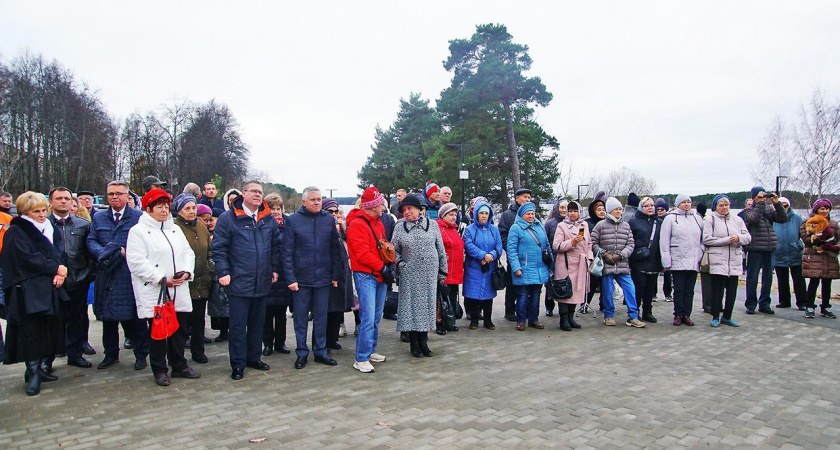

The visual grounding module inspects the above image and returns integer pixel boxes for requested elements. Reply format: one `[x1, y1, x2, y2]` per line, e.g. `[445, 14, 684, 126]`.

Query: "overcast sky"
[2, 1, 839, 197]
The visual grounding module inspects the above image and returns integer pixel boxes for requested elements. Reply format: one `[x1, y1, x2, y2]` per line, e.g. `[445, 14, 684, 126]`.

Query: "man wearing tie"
[86, 181, 149, 370]
[212, 180, 282, 380]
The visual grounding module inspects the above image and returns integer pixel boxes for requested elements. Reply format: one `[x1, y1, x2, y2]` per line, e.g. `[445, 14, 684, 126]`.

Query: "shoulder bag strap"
[648, 222, 657, 248]
[525, 227, 544, 250]
[361, 215, 383, 249]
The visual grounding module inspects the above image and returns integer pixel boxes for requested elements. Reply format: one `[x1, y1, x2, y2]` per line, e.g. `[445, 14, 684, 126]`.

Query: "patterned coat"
[393, 216, 447, 332]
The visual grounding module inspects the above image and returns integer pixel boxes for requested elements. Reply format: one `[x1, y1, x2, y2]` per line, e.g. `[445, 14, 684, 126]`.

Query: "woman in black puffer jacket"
[628, 197, 663, 323]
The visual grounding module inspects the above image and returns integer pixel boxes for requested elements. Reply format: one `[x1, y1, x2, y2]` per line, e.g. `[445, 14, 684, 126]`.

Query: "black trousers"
[630, 270, 657, 316]
[147, 311, 189, 375]
[806, 278, 834, 309]
[710, 274, 739, 320]
[63, 284, 91, 360]
[326, 311, 343, 346]
[662, 271, 673, 297]
[700, 272, 713, 312]
[189, 298, 207, 357]
[775, 266, 807, 308]
[587, 275, 603, 310]
[263, 304, 288, 348]
[671, 270, 697, 317]
[102, 317, 149, 360]
[504, 264, 516, 316]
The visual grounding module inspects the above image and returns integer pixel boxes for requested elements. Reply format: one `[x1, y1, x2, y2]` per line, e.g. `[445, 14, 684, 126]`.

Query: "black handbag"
[545, 253, 573, 300]
[491, 260, 506, 291]
[383, 290, 399, 315]
[437, 282, 457, 331]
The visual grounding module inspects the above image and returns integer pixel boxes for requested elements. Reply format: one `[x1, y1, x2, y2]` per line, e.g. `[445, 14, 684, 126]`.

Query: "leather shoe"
[327, 342, 342, 350]
[758, 307, 775, 315]
[171, 367, 200, 379]
[192, 354, 209, 364]
[154, 372, 171, 386]
[314, 355, 338, 366]
[68, 357, 92, 368]
[82, 342, 96, 355]
[262, 345, 273, 357]
[681, 316, 695, 326]
[123, 338, 134, 349]
[231, 368, 244, 380]
[277, 345, 291, 354]
[294, 356, 307, 369]
[528, 321, 545, 329]
[247, 360, 270, 371]
[134, 358, 148, 370]
[203, 337, 213, 344]
[98, 356, 119, 369]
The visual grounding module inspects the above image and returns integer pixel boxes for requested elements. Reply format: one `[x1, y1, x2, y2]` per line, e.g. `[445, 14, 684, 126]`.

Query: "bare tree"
[752, 116, 794, 193]
[587, 167, 657, 198]
[791, 90, 840, 203]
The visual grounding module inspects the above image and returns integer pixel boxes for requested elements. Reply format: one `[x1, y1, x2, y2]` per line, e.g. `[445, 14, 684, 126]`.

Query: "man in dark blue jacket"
[86, 181, 148, 370]
[198, 182, 225, 210]
[283, 186, 342, 370]
[213, 181, 281, 380]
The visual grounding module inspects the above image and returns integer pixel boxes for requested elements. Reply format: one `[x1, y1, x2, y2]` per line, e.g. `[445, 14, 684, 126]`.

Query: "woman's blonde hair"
[264, 193, 284, 209]
[16, 191, 48, 216]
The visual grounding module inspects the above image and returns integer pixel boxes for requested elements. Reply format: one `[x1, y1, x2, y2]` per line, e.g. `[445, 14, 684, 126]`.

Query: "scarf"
[22, 214, 54, 244]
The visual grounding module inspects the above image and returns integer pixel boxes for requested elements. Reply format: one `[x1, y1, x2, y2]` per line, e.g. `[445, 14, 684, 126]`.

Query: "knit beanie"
[627, 192, 641, 208]
[360, 186, 385, 209]
[517, 202, 536, 217]
[196, 204, 212, 216]
[655, 198, 668, 210]
[674, 194, 691, 206]
[172, 193, 197, 214]
[438, 202, 458, 219]
[475, 203, 491, 215]
[778, 196, 790, 206]
[321, 198, 339, 211]
[750, 186, 766, 199]
[423, 182, 440, 199]
[812, 198, 833, 214]
[711, 194, 730, 210]
[605, 197, 622, 214]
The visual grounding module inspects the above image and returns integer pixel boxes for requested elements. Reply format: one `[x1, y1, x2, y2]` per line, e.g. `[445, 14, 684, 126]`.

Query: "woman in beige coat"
[552, 201, 593, 331]
[702, 195, 751, 328]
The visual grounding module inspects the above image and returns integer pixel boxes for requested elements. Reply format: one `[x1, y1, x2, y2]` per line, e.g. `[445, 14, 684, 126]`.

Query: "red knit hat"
[424, 181, 440, 198]
[360, 187, 385, 210]
[142, 188, 172, 210]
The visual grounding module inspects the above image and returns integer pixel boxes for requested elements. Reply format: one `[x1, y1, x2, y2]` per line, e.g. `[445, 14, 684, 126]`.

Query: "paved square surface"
[1, 281, 839, 449]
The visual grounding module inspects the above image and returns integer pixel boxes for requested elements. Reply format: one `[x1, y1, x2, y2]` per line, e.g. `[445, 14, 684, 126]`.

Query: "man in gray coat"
[742, 186, 787, 315]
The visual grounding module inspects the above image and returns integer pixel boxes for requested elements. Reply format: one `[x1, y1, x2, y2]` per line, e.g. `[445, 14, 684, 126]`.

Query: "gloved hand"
[381, 263, 397, 284]
[603, 252, 622, 265]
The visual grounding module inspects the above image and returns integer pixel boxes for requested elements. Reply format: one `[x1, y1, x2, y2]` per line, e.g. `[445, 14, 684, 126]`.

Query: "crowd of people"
[0, 177, 837, 396]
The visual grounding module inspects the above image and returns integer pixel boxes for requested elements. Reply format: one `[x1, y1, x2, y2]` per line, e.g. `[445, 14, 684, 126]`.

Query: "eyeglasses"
[106, 192, 128, 197]
[326, 209, 339, 214]
[244, 189, 263, 195]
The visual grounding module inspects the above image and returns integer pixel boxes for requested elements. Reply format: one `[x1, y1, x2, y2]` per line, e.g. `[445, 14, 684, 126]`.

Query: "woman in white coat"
[127, 189, 198, 387]
[702, 195, 751, 327]
[659, 194, 704, 326]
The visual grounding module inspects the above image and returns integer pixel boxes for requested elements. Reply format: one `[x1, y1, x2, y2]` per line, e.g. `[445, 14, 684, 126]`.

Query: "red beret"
[142, 189, 172, 210]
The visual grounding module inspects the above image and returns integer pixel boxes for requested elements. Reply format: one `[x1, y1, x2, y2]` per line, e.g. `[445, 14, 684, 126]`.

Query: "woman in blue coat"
[462, 202, 503, 330]
[507, 202, 550, 331]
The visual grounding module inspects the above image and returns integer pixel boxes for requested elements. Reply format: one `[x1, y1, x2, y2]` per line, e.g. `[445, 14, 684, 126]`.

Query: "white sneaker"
[338, 323, 347, 337]
[353, 360, 375, 373]
[370, 353, 387, 363]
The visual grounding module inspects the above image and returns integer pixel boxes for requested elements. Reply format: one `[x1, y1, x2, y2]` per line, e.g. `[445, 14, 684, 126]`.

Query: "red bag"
[151, 280, 179, 340]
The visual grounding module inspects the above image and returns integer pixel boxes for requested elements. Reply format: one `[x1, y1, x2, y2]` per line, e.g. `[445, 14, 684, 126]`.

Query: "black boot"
[40, 357, 58, 382]
[418, 332, 433, 357]
[25, 360, 41, 396]
[469, 301, 480, 330]
[558, 304, 572, 331]
[409, 331, 422, 358]
[483, 301, 496, 330]
[435, 323, 446, 335]
[568, 306, 582, 329]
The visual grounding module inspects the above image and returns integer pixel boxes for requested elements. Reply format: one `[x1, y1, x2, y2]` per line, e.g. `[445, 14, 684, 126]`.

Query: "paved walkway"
[1, 282, 839, 449]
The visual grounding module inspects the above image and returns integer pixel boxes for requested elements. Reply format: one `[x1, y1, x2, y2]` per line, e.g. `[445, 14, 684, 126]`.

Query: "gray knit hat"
[675, 194, 692, 206]
[605, 197, 623, 213]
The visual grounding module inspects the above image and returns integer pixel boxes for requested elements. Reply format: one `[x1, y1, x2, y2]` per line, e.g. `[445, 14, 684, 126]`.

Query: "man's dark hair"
[0, 191, 11, 198]
[48, 186, 72, 198]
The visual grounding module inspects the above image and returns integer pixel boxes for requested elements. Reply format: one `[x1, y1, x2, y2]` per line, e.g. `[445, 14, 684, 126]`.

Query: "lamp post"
[326, 188, 336, 198]
[577, 184, 589, 202]
[775, 176, 787, 197]
[448, 143, 472, 215]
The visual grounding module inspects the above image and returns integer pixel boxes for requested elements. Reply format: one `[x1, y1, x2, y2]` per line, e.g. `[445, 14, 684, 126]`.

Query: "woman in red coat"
[435, 203, 464, 335]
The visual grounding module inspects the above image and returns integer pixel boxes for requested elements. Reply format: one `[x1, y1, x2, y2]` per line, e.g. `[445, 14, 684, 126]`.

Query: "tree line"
[0, 52, 250, 196]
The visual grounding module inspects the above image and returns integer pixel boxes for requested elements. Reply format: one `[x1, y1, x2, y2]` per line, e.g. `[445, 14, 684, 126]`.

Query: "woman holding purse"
[126, 189, 198, 387]
[552, 201, 593, 331]
[462, 201, 503, 330]
[506, 202, 550, 331]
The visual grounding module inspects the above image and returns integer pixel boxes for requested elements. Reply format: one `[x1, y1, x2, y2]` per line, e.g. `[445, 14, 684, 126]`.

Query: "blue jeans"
[354, 272, 387, 362]
[745, 251, 773, 311]
[602, 274, 639, 319]
[228, 295, 267, 369]
[292, 286, 330, 359]
[515, 284, 542, 322]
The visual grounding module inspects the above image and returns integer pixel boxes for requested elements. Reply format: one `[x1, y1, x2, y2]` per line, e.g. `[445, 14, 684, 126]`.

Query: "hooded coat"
[126, 213, 196, 318]
[772, 209, 804, 267]
[553, 210, 593, 304]
[659, 208, 704, 272]
[507, 204, 550, 286]
[702, 211, 751, 276]
[592, 213, 635, 275]
[628, 209, 663, 273]
[462, 202, 503, 300]
[544, 199, 567, 250]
